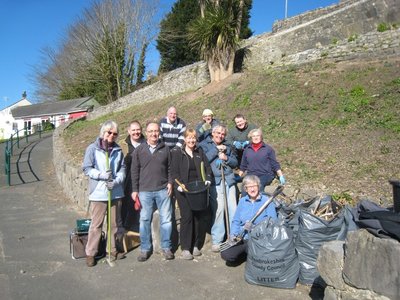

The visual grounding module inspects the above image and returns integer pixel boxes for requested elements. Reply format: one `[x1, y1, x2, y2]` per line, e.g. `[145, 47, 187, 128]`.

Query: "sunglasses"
[107, 131, 118, 137]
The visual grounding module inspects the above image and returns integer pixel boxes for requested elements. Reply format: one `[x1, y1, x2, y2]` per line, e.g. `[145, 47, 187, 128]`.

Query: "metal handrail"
[4, 127, 43, 186]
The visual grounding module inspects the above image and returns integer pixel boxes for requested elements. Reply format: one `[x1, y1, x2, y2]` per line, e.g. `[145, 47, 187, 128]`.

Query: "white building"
[0, 97, 32, 140]
[11, 96, 99, 134]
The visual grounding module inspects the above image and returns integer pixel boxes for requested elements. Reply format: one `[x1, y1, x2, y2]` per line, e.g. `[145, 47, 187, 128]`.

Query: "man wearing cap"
[195, 109, 219, 142]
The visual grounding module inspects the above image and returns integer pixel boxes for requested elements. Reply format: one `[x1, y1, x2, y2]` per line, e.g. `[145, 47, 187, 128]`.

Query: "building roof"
[11, 97, 98, 119]
[1, 98, 32, 113]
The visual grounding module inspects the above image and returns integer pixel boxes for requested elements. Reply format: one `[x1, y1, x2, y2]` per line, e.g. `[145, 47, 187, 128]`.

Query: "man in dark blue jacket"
[199, 124, 238, 252]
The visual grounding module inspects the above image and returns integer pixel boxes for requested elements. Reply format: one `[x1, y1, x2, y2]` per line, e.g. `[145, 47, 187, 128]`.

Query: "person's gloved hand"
[215, 159, 223, 169]
[202, 123, 211, 131]
[279, 175, 286, 185]
[242, 141, 250, 148]
[106, 180, 115, 190]
[243, 221, 253, 232]
[204, 180, 211, 186]
[177, 186, 183, 192]
[98, 169, 112, 181]
[233, 141, 242, 150]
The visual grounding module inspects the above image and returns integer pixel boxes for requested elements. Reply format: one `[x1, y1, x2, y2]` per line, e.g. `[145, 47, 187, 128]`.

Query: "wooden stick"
[312, 198, 322, 214]
[174, 179, 189, 192]
[315, 204, 328, 216]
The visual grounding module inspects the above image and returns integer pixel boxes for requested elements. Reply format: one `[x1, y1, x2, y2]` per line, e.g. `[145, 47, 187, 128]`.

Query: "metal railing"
[4, 128, 43, 186]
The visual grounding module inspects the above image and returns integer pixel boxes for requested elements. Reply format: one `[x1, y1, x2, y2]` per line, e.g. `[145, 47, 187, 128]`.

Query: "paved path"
[0, 135, 322, 300]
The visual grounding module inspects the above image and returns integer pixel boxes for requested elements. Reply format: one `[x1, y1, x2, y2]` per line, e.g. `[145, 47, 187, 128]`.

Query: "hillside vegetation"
[64, 57, 400, 203]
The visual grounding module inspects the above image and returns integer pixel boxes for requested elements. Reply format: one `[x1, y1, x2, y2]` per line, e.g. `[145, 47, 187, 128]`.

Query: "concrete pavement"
[0, 134, 321, 300]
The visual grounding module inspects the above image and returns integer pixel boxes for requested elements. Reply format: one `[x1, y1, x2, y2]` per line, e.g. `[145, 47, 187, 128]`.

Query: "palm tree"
[188, 0, 245, 82]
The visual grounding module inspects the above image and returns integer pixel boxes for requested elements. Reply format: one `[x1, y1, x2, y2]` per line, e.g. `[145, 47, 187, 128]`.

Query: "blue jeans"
[209, 182, 237, 245]
[139, 188, 172, 252]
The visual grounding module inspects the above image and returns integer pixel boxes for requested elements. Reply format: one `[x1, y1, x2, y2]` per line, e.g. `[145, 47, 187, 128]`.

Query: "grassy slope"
[64, 57, 400, 203]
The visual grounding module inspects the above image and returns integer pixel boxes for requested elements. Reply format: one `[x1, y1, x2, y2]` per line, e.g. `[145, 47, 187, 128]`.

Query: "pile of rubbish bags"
[244, 193, 400, 289]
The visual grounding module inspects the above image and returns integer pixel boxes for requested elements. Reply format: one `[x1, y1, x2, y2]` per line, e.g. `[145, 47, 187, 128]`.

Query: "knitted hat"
[202, 109, 213, 116]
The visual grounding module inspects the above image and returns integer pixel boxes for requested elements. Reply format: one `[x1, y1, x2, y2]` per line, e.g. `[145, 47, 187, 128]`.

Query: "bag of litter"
[295, 207, 347, 285]
[245, 217, 299, 289]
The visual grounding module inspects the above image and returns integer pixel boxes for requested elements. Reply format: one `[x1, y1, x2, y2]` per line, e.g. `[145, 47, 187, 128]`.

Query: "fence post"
[7, 151, 10, 186]
[10, 135, 14, 156]
[4, 145, 7, 174]
[25, 128, 28, 143]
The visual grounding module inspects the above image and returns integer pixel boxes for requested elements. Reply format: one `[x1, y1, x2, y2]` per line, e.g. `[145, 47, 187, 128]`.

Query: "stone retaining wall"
[318, 230, 399, 300]
[277, 28, 400, 67]
[87, 61, 209, 120]
[53, 120, 89, 210]
[244, 0, 400, 70]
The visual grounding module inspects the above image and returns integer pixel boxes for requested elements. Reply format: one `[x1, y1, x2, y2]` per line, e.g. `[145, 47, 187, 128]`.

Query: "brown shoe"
[86, 256, 96, 267]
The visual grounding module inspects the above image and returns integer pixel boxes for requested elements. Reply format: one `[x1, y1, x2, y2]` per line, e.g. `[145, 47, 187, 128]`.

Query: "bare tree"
[34, 0, 159, 104]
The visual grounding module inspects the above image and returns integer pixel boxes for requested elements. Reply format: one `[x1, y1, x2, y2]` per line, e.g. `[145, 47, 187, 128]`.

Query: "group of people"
[82, 107, 285, 267]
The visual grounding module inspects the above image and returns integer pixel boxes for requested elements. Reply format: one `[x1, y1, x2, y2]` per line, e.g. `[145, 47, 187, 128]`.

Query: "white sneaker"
[193, 247, 202, 257]
[211, 244, 220, 253]
[181, 250, 193, 260]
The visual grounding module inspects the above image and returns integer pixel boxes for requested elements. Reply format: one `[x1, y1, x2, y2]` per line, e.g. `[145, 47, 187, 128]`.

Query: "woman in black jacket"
[171, 128, 212, 260]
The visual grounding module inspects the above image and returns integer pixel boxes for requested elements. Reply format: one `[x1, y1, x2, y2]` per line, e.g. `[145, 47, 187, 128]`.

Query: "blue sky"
[0, 0, 337, 110]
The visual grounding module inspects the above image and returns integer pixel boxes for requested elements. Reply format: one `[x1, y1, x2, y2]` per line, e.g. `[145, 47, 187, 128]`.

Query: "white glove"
[98, 170, 112, 181]
[243, 221, 253, 232]
[177, 186, 183, 192]
[205, 180, 211, 186]
[106, 180, 115, 190]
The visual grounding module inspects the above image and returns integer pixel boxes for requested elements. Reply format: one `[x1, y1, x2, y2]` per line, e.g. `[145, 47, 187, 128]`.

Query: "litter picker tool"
[105, 141, 115, 267]
[220, 185, 285, 252]
[220, 163, 230, 238]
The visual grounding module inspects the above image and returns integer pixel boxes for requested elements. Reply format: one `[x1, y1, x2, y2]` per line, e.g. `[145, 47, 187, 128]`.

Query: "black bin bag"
[295, 207, 347, 285]
[245, 217, 299, 289]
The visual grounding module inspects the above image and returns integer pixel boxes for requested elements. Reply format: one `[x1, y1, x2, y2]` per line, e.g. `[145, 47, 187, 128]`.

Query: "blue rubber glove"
[215, 159, 223, 169]
[279, 175, 286, 185]
[233, 141, 242, 150]
[242, 141, 250, 148]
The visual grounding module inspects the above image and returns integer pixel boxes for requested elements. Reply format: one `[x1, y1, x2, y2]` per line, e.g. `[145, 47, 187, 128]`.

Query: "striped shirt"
[159, 116, 186, 149]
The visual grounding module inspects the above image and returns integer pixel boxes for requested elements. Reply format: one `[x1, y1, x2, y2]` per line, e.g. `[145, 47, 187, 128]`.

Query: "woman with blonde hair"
[171, 129, 213, 260]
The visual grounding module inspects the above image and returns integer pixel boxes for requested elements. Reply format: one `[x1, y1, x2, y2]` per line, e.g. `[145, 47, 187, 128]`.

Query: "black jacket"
[170, 146, 212, 186]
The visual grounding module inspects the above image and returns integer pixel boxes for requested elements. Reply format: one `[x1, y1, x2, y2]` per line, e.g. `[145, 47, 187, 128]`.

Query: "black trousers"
[175, 189, 209, 251]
